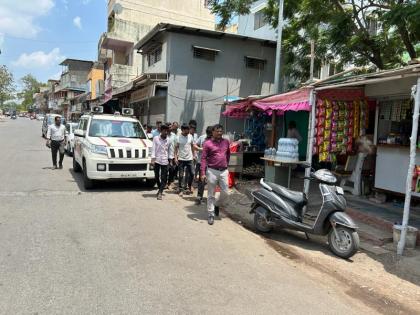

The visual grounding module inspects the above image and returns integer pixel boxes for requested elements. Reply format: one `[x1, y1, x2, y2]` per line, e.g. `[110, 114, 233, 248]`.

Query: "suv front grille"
[108, 147, 146, 159]
[109, 164, 147, 172]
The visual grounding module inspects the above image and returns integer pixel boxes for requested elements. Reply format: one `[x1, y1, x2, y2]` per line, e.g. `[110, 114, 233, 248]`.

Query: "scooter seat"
[266, 182, 307, 205]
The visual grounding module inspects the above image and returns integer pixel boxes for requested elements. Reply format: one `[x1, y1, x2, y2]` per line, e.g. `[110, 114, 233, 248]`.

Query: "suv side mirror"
[74, 129, 86, 137]
[147, 133, 153, 139]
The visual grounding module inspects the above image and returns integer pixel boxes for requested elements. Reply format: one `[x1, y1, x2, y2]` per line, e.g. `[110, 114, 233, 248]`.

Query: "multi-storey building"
[33, 87, 49, 113]
[70, 62, 105, 119]
[115, 23, 276, 133]
[237, 0, 276, 41]
[49, 59, 93, 117]
[98, 0, 215, 102]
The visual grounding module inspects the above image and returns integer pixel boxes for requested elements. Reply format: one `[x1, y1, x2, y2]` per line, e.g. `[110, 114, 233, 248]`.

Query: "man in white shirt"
[167, 121, 180, 188]
[151, 125, 174, 200]
[46, 116, 67, 169]
[175, 124, 194, 196]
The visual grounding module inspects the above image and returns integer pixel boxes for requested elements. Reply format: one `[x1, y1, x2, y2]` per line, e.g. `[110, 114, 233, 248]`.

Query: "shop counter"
[375, 144, 420, 194]
[261, 157, 309, 188]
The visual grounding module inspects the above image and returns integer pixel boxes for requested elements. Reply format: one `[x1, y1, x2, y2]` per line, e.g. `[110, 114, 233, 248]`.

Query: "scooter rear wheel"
[254, 212, 273, 233]
[328, 226, 359, 259]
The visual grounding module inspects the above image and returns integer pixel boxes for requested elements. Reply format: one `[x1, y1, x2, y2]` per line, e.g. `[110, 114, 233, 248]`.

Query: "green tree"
[209, 0, 420, 83]
[18, 74, 46, 111]
[0, 65, 15, 108]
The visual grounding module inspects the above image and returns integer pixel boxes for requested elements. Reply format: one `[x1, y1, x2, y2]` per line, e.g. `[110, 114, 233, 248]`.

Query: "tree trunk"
[370, 46, 385, 69]
[398, 25, 417, 60]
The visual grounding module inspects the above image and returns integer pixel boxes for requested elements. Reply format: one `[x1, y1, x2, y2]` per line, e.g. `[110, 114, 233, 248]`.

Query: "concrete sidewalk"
[235, 175, 420, 246]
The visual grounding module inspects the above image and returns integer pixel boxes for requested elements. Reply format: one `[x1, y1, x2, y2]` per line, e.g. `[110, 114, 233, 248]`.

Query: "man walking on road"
[194, 126, 212, 205]
[46, 116, 66, 170]
[168, 122, 180, 188]
[201, 124, 230, 225]
[151, 125, 174, 200]
[151, 120, 162, 138]
[175, 124, 195, 196]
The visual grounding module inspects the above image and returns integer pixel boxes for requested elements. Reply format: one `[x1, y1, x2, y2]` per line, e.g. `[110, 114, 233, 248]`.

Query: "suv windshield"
[88, 119, 146, 139]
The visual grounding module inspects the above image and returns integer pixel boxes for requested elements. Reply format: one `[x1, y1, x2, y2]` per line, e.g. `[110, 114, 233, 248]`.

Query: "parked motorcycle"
[250, 169, 359, 259]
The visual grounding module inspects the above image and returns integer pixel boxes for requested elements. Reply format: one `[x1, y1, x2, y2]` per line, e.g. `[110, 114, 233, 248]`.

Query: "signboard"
[104, 75, 113, 103]
[130, 85, 155, 103]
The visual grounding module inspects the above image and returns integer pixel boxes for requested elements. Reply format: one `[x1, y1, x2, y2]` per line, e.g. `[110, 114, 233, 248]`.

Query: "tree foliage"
[18, 74, 46, 111]
[0, 65, 15, 107]
[209, 0, 420, 83]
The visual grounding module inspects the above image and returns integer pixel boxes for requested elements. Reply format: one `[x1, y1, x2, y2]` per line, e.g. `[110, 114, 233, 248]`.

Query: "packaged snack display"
[314, 98, 368, 162]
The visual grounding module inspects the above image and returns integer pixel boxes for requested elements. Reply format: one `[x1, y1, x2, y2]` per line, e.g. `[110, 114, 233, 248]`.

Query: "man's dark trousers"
[195, 162, 205, 200]
[168, 162, 177, 184]
[178, 160, 194, 191]
[51, 140, 64, 167]
[154, 163, 168, 193]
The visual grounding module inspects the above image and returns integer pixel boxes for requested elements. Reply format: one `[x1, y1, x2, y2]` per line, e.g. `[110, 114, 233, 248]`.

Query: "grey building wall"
[237, 0, 276, 41]
[142, 40, 169, 74]
[159, 32, 275, 133]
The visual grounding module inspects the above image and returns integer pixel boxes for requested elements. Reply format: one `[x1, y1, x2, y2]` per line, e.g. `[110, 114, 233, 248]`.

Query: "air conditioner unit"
[122, 108, 134, 116]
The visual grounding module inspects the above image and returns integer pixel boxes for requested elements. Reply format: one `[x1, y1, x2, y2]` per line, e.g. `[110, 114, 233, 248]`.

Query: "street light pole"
[273, 0, 285, 94]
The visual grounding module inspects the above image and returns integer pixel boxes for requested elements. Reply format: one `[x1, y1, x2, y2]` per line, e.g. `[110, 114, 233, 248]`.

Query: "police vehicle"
[73, 106, 155, 189]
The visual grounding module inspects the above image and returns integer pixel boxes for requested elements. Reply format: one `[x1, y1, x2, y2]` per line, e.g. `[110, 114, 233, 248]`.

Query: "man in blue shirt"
[151, 121, 162, 138]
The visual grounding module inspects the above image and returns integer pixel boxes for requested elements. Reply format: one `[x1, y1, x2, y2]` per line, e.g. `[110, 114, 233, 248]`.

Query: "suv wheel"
[73, 155, 81, 172]
[83, 160, 94, 190]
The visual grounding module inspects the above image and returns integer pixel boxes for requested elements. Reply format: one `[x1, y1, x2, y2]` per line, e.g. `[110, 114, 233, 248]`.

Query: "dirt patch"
[223, 187, 420, 314]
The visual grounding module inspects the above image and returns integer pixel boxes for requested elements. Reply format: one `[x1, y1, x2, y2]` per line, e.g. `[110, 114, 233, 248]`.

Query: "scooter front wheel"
[328, 226, 359, 259]
[254, 212, 273, 233]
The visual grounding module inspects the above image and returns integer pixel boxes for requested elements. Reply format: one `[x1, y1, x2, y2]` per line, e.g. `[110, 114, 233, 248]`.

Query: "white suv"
[73, 109, 155, 189]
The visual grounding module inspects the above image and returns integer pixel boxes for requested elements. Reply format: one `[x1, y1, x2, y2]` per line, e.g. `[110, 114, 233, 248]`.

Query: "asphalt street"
[0, 118, 376, 314]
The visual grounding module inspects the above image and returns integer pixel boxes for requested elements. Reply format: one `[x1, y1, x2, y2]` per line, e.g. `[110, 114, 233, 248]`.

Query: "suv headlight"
[90, 144, 108, 155]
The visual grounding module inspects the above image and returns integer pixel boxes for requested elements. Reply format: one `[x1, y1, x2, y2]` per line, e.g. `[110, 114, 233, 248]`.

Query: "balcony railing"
[107, 19, 145, 43]
[56, 83, 87, 92]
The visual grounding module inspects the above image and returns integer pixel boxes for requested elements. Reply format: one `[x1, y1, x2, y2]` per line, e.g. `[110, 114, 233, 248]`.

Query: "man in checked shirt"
[151, 124, 174, 200]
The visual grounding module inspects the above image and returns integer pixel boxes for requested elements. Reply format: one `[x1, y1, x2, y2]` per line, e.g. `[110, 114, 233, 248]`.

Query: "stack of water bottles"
[264, 138, 299, 162]
[277, 138, 299, 162]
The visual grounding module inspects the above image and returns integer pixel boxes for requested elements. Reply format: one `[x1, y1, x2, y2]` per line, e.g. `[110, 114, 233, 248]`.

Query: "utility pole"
[309, 40, 315, 82]
[273, 0, 285, 94]
[398, 78, 420, 256]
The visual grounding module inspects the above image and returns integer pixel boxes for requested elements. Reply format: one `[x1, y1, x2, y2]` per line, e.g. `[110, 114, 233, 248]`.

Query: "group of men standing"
[151, 120, 230, 225]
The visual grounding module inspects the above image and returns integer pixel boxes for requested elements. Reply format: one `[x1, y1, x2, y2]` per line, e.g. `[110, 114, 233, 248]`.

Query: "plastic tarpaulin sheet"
[222, 88, 312, 118]
[252, 88, 312, 114]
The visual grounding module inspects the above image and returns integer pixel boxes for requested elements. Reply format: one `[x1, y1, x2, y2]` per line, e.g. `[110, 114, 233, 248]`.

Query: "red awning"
[222, 88, 312, 118]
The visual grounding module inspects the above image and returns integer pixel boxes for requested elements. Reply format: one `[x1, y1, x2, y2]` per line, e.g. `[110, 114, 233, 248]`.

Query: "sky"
[0, 0, 107, 90]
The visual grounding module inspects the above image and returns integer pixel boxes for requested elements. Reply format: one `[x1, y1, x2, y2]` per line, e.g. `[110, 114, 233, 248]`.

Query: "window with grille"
[192, 46, 219, 61]
[245, 56, 266, 70]
[254, 10, 267, 30]
[147, 46, 162, 66]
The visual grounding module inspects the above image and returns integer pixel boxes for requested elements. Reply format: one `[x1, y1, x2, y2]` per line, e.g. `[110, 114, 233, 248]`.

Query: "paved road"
[0, 118, 375, 314]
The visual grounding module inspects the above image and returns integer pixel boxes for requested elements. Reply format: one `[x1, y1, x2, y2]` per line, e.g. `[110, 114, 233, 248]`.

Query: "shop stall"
[311, 65, 420, 253]
[312, 65, 420, 196]
[223, 88, 313, 185]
